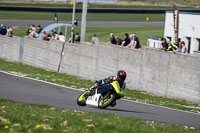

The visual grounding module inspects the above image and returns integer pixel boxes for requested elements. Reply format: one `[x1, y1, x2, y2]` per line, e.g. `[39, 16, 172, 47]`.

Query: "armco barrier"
[0, 36, 200, 103]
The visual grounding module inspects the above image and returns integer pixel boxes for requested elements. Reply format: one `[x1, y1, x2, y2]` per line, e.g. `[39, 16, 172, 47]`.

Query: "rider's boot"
[110, 100, 117, 107]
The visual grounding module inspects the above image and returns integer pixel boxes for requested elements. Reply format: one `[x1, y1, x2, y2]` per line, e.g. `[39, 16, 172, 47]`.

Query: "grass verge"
[0, 11, 165, 22]
[0, 58, 200, 114]
[13, 26, 164, 46]
[0, 99, 199, 133]
[0, 2, 198, 9]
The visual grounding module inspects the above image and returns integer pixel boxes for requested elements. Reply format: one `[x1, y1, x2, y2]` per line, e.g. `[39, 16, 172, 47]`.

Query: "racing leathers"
[93, 76, 126, 99]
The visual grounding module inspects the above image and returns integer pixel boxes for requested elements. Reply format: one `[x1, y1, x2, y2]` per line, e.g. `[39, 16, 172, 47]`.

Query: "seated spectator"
[91, 34, 99, 44]
[166, 39, 178, 53]
[7, 26, 13, 37]
[0, 26, 7, 35]
[115, 36, 122, 46]
[32, 25, 36, 32]
[26, 25, 33, 36]
[126, 34, 136, 48]
[49, 30, 55, 38]
[134, 34, 141, 49]
[74, 33, 80, 42]
[58, 32, 66, 42]
[180, 41, 188, 53]
[42, 31, 50, 41]
[51, 32, 59, 40]
[160, 38, 168, 51]
[108, 33, 116, 44]
[37, 25, 43, 34]
[121, 33, 130, 47]
[0, 24, 3, 34]
[28, 29, 39, 38]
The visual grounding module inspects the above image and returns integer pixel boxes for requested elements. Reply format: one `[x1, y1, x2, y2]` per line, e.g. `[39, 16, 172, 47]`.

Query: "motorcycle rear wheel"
[98, 92, 116, 109]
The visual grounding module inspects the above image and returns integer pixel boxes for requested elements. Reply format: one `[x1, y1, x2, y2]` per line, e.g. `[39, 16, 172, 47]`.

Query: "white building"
[164, 11, 200, 54]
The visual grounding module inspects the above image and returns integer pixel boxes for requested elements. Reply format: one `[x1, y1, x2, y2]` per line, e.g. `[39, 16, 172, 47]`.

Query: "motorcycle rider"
[88, 70, 127, 106]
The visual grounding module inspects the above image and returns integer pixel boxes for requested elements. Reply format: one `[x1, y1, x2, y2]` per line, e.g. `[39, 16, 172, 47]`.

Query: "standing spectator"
[180, 41, 188, 53]
[74, 33, 80, 42]
[91, 34, 99, 44]
[7, 26, 13, 37]
[0, 24, 3, 34]
[121, 33, 130, 47]
[58, 32, 66, 42]
[108, 33, 116, 44]
[115, 36, 123, 46]
[0, 26, 7, 35]
[134, 34, 141, 49]
[37, 25, 43, 34]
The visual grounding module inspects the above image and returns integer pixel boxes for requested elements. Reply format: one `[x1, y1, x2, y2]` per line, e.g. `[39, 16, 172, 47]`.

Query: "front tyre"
[77, 91, 90, 106]
[98, 92, 116, 109]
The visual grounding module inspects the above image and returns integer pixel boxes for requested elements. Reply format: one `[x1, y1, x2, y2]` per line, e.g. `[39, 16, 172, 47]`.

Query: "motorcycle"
[77, 81, 124, 109]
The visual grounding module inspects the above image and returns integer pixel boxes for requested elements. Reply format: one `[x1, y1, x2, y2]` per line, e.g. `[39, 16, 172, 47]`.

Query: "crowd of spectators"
[0, 24, 13, 37]
[106, 33, 141, 49]
[161, 38, 187, 54]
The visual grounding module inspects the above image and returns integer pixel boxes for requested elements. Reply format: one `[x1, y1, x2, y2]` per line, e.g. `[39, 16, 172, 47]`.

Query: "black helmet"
[117, 70, 126, 82]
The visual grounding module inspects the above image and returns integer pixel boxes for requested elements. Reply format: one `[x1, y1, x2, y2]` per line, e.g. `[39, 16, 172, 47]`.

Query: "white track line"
[0, 70, 199, 116]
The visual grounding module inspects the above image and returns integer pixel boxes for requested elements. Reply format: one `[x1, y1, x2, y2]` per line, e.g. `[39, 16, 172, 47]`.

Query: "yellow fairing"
[110, 81, 125, 97]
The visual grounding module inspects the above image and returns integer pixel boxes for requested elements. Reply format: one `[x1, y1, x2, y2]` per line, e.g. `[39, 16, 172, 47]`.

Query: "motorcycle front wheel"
[98, 91, 116, 109]
[77, 90, 90, 106]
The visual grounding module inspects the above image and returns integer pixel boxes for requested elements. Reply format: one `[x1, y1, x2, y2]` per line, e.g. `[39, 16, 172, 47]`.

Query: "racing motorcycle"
[77, 81, 124, 109]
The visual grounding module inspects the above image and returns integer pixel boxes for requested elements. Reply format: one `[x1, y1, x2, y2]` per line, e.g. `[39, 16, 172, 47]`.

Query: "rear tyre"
[77, 91, 90, 106]
[98, 92, 116, 109]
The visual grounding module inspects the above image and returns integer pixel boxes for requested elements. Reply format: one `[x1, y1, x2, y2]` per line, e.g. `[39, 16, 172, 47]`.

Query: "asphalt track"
[0, 20, 164, 27]
[0, 71, 200, 129]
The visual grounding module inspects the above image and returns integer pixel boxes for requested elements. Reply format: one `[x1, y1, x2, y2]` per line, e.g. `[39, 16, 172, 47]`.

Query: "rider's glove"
[93, 84, 98, 88]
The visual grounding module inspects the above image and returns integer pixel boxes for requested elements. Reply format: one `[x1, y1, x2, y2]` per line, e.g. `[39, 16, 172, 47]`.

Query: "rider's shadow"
[105, 108, 154, 114]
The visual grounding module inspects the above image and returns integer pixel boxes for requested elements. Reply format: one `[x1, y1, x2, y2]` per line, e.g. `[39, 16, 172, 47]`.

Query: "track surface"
[0, 71, 200, 129]
[0, 20, 164, 27]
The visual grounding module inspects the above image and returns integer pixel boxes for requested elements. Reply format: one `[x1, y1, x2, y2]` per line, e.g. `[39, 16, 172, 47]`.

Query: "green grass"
[0, 2, 199, 9]
[0, 99, 199, 133]
[0, 11, 165, 22]
[0, 58, 200, 114]
[13, 26, 164, 45]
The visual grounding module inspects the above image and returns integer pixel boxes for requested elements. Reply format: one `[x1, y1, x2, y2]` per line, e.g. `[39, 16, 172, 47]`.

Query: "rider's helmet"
[117, 70, 126, 82]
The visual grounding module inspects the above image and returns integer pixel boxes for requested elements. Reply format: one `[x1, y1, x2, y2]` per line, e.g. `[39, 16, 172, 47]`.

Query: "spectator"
[126, 34, 136, 48]
[91, 34, 99, 44]
[32, 25, 36, 32]
[52, 32, 59, 40]
[0, 24, 3, 34]
[115, 36, 123, 46]
[49, 30, 55, 38]
[166, 39, 178, 53]
[42, 31, 50, 41]
[7, 26, 13, 37]
[108, 33, 116, 44]
[0, 26, 7, 35]
[26, 25, 33, 36]
[121, 33, 130, 47]
[37, 25, 43, 34]
[180, 41, 188, 53]
[74, 33, 80, 42]
[28, 29, 39, 38]
[58, 32, 66, 42]
[160, 38, 168, 51]
[134, 34, 141, 49]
